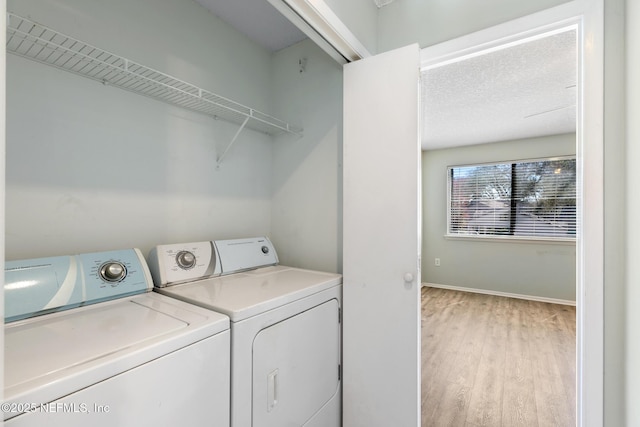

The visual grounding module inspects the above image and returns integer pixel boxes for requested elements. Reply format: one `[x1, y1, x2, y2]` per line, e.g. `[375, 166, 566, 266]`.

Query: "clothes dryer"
[3, 248, 230, 427]
[148, 237, 342, 427]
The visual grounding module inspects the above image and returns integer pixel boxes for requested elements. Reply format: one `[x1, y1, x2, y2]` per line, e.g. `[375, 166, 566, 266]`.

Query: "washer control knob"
[176, 251, 196, 269]
[261, 246, 269, 254]
[100, 262, 127, 282]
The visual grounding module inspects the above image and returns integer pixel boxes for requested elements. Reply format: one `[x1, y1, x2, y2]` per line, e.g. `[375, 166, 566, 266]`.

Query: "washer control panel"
[147, 237, 279, 287]
[147, 241, 220, 287]
[4, 249, 153, 322]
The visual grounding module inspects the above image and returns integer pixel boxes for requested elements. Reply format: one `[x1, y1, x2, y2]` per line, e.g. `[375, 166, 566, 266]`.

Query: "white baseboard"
[422, 282, 576, 306]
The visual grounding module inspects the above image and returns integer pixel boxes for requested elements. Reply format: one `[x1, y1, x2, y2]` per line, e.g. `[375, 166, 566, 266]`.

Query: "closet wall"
[270, 39, 343, 273]
[6, 0, 278, 259]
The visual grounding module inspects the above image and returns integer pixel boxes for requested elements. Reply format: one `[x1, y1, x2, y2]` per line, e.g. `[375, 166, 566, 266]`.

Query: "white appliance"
[148, 237, 342, 427]
[3, 248, 231, 427]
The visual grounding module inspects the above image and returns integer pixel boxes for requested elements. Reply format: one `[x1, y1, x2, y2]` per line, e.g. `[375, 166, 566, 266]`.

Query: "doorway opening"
[419, 5, 602, 422]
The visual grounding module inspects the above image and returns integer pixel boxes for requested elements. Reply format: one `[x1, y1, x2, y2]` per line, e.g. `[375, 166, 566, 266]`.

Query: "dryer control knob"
[176, 251, 196, 269]
[100, 262, 127, 282]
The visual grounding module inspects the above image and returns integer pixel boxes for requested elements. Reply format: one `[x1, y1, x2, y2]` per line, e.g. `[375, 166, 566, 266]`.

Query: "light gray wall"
[377, 0, 570, 50]
[422, 134, 576, 302]
[604, 0, 626, 424]
[6, 0, 276, 259]
[269, 40, 343, 273]
[626, 0, 639, 424]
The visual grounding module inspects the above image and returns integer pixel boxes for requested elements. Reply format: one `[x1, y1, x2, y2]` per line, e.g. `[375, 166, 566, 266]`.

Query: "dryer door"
[252, 299, 340, 427]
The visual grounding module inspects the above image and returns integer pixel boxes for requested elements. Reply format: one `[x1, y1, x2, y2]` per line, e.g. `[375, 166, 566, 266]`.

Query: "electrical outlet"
[435, 258, 441, 267]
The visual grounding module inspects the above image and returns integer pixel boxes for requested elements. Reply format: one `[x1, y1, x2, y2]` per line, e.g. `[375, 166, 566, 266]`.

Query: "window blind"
[448, 158, 576, 239]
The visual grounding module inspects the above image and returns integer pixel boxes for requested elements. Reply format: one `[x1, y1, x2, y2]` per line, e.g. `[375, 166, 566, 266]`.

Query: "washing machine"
[147, 237, 342, 427]
[3, 248, 230, 427]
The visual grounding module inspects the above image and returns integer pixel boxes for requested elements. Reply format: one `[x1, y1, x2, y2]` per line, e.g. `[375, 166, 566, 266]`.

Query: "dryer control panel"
[215, 237, 278, 274]
[4, 249, 153, 322]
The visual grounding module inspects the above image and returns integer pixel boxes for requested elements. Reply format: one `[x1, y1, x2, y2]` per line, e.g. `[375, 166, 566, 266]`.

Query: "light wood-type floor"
[421, 287, 576, 427]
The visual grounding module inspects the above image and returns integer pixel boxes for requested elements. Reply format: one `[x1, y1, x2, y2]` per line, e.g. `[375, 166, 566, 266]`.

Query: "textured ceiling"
[193, 1, 576, 151]
[422, 29, 577, 150]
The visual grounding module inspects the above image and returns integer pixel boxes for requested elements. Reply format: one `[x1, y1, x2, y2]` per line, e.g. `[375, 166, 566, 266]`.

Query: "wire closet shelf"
[5, 13, 303, 137]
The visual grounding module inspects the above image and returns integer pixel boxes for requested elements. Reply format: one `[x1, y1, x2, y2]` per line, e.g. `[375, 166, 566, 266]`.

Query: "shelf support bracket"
[217, 115, 251, 167]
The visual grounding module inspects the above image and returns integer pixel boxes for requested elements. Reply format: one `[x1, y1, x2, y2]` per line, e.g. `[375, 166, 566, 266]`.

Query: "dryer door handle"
[267, 369, 279, 412]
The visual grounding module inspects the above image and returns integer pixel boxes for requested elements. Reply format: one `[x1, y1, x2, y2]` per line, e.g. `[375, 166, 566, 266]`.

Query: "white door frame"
[419, 1, 604, 425]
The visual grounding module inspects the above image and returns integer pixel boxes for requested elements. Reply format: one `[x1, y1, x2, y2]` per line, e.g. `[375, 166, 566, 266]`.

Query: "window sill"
[444, 234, 576, 245]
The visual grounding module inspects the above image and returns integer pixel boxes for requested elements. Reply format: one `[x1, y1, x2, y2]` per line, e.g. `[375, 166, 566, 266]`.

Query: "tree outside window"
[448, 157, 576, 239]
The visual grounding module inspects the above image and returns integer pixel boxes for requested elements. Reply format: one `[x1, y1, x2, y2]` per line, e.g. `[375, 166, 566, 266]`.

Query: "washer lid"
[157, 265, 342, 322]
[4, 292, 229, 415]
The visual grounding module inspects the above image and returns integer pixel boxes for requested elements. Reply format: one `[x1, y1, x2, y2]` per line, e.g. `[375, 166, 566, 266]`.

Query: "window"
[448, 157, 576, 239]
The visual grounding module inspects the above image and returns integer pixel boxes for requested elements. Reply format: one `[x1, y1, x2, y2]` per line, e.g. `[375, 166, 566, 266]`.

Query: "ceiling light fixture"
[267, 0, 371, 64]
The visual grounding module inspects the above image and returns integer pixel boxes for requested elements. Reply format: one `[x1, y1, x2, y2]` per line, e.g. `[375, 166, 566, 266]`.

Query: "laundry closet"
[5, 0, 342, 270]
[6, 0, 427, 423]
[4, 0, 346, 425]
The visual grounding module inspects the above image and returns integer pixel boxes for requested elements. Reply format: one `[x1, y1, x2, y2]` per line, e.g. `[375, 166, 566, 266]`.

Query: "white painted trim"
[267, 0, 371, 64]
[419, 2, 583, 70]
[423, 282, 576, 306]
[304, 0, 371, 57]
[444, 234, 576, 245]
[575, 1, 605, 425]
